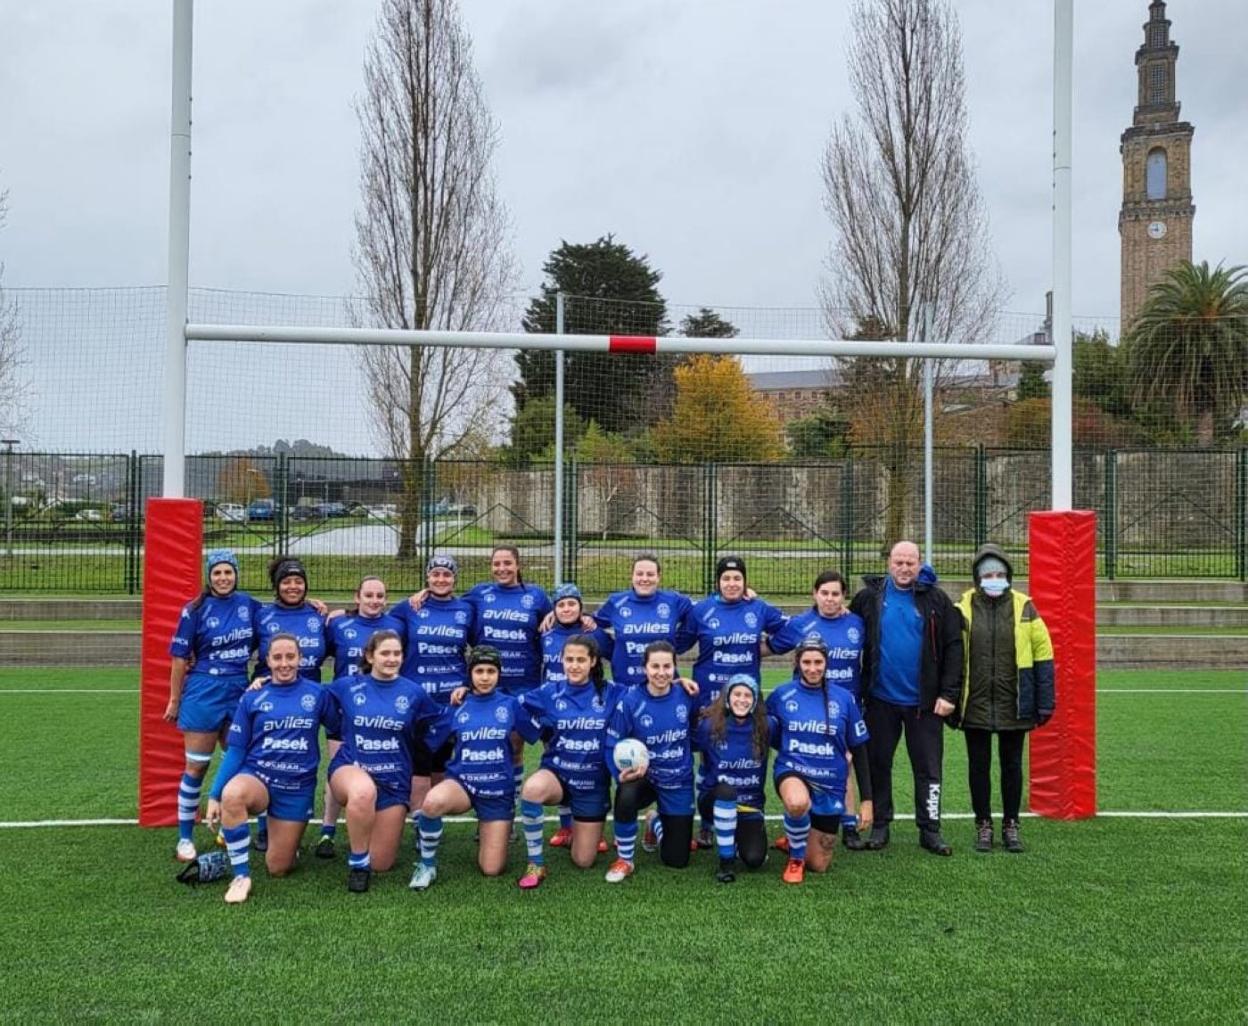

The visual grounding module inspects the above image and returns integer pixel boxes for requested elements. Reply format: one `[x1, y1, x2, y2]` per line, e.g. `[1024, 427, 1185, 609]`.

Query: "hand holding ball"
[613, 738, 650, 775]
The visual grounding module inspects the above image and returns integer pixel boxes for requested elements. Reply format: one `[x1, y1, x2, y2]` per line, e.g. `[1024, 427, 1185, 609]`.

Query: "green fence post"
[1104, 449, 1117, 580]
[126, 449, 139, 594]
[974, 445, 988, 549]
[702, 463, 717, 596]
[421, 458, 436, 571]
[840, 454, 854, 581]
[275, 452, 289, 558]
[566, 458, 578, 584]
[1233, 449, 1244, 580]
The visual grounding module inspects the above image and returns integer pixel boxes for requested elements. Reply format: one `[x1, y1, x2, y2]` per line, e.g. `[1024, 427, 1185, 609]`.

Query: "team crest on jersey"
[306, 617, 320, 632]
[454, 611, 468, 625]
[205, 617, 220, 629]
[395, 694, 410, 714]
[827, 701, 840, 718]
[258, 701, 273, 713]
[744, 612, 758, 629]
[521, 594, 534, 609]
[238, 607, 250, 622]
[268, 623, 281, 633]
[785, 699, 800, 713]
[353, 691, 367, 706]
[847, 627, 861, 644]
[494, 706, 511, 723]
[657, 603, 671, 619]
[675, 705, 688, 723]
[640, 714, 654, 729]
[300, 693, 317, 712]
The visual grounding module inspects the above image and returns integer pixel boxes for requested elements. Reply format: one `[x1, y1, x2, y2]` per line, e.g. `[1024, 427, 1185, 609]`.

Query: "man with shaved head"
[849, 541, 963, 855]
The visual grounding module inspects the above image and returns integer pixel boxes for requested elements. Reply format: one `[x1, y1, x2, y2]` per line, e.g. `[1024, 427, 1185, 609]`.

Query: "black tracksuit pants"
[865, 698, 945, 833]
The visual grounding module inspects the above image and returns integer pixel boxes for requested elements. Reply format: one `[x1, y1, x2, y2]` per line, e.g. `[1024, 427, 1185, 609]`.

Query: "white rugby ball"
[613, 738, 650, 774]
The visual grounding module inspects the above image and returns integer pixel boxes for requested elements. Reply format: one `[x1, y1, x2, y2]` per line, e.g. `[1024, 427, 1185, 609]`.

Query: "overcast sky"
[1, 0, 1243, 452]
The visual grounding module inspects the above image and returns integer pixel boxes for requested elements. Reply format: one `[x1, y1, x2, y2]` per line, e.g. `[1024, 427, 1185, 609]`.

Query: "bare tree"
[354, 0, 516, 559]
[820, 0, 1007, 549]
[0, 187, 26, 439]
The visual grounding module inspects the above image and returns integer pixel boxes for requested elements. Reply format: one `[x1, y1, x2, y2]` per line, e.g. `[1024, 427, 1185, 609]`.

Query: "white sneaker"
[604, 858, 634, 883]
[224, 875, 253, 904]
[175, 838, 197, 863]
[409, 862, 437, 891]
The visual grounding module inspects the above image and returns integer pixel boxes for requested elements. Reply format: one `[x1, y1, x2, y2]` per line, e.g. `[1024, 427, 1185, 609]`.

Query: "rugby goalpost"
[139, 0, 1094, 827]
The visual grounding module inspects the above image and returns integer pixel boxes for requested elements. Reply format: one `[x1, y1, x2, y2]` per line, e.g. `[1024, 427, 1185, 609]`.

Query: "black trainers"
[919, 830, 953, 856]
[253, 830, 269, 854]
[866, 824, 890, 850]
[975, 819, 993, 853]
[347, 868, 371, 893]
[842, 824, 866, 851]
[696, 828, 714, 850]
[315, 835, 336, 860]
[715, 857, 736, 884]
[1002, 820, 1024, 853]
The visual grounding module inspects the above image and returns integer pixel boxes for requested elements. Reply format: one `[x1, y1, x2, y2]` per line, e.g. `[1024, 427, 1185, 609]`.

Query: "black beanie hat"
[270, 558, 307, 590]
[715, 554, 747, 586]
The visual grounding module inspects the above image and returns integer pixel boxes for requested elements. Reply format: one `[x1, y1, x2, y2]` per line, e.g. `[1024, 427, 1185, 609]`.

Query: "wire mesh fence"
[1, 447, 1244, 594]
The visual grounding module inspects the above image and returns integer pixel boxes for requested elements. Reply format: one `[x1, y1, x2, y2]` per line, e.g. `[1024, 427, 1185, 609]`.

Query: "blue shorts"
[177, 672, 246, 733]
[327, 752, 410, 813]
[774, 772, 845, 818]
[653, 782, 695, 817]
[555, 777, 611, 822]
[449, 774, 514, 822]
[261, 782, 316, 823]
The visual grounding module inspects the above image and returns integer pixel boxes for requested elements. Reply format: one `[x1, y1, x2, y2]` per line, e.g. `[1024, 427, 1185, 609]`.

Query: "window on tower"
[1149, 64, 1168, 104]
[1148, 22, 1165, 48]
[1146, 148, 1167, 200]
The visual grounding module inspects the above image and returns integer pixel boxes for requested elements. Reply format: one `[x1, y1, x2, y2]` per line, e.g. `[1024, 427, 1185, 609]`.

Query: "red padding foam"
[139, 498, 203, 827]
[1027, 510, 1097, 819]
[608, 335, 657, 354]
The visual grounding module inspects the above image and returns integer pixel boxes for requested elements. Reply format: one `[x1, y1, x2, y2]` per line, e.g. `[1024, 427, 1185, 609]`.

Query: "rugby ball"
[613, 738, 650, 774]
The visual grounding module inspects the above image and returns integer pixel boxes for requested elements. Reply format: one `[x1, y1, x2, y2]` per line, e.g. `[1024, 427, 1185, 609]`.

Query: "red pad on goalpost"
[1027, 510, 1097, 819]
[138, 498, 203, 827]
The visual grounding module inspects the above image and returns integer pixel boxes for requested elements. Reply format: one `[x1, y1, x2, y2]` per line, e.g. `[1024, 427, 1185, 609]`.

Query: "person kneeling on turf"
[766, 635, 874, 884]
[693, 673, 773, 883]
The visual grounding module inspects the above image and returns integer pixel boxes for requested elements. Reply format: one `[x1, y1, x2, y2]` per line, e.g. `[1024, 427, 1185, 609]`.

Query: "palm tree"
[1125, 261, 1248, 445]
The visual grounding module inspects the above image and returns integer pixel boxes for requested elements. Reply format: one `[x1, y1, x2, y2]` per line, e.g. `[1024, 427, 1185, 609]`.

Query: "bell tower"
[1119, 0, 1195, 328]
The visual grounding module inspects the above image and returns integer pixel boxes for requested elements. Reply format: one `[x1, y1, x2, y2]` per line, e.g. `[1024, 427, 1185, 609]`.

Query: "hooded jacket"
[849, 562, 963, 720]
[955, 544, 1055, 729]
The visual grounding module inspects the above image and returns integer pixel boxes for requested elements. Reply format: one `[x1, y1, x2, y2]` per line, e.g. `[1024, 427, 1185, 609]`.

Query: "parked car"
[318, 501, 349, 518]
[216, 503, 245, 523]
[247, 498, 278, 521]
[291, 504, 325, 522]
[110, 503, 139, 523]
[74, 508, 104, 522]
[447, 502, 477, 517]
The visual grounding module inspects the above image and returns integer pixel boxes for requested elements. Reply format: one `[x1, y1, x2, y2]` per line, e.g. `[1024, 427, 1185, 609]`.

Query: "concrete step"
[2, 628, 1244, 670]
[1098, 605, 1248, 627]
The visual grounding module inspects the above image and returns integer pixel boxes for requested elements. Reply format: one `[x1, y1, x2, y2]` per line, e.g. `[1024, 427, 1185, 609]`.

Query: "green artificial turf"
[0, 667, 1244, 1022]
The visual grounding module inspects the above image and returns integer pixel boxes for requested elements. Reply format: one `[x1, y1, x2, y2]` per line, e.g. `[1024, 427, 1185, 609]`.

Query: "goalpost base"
[138, 499, 203, 827]
[1027, 509, 1097, 819]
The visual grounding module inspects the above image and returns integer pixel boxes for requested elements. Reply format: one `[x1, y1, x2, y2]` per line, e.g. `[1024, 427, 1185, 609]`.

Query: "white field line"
[1, 810, 1245, 829]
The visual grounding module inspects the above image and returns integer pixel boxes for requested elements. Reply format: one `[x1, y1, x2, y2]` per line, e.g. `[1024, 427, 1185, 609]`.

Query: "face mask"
[980, 577, 1009, 597]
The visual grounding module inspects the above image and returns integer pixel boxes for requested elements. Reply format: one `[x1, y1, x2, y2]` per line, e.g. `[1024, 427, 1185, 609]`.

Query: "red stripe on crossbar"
[608, 335, 657, 354]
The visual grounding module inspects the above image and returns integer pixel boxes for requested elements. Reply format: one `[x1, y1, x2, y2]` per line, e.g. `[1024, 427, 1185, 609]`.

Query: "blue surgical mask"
[981, 577, 1009, 597]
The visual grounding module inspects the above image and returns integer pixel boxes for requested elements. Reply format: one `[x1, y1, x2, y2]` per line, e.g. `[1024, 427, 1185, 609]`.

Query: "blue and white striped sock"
[652, 815, 665, 847]
[521, 800, 545, 865]
[783, 812, 811, 862]
[222, 823, 251, 877]
[713, 798, 738, 860]
[512, 764, 524, 812]
[177, 771, 203, 842]
[558, 805, 573, 830]
[418, 813, 443, 868]
[614, 820, 638, 864]
[348, 849, 371, 871]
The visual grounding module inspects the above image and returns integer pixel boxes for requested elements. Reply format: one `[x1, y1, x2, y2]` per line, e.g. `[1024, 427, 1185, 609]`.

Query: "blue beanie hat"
[204, 548, 239, 577]
[552, 582, 582, 604]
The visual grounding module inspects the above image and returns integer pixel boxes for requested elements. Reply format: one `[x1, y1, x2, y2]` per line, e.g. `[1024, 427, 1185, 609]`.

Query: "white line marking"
[1097, 689, 1246, 694]
[2, 811, 1245, 829]
[0, 689, 139, 694]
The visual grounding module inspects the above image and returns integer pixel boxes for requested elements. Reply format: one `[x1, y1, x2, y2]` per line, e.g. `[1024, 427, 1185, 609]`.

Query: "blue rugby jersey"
[539, 622, 616, 686]
[326, 611, 405, 678]
[686, 594, 787, 705]
[169, 591, 260, 676]
[593, 588, 694, 687]
[693, 716, 771, 810]
[768, 609, 867, 697]
[522, 680, 628, 792]
[390, 595, 474, 702]
[464, 582, 551, 691]
[605, 685, 698, 788]
[766, 678, 869, 793]
[327, 674, 442, 794]
[255, 602, 328, 681]
[425, 690, 542, 800]
[224, 677, 334, 792]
